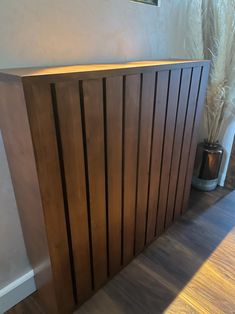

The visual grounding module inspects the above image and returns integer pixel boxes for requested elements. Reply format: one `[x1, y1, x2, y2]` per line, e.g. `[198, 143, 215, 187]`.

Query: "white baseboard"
[0, 270, 36, 314]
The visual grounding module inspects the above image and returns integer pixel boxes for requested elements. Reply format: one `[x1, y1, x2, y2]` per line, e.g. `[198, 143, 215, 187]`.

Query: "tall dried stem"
[185, 0, 235, 144]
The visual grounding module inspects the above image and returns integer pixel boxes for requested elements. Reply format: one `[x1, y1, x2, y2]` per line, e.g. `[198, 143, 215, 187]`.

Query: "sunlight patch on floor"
[165, 227, 235, 314]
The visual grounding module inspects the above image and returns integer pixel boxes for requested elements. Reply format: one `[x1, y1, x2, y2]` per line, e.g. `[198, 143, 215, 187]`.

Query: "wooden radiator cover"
[0, 60, 210, 313]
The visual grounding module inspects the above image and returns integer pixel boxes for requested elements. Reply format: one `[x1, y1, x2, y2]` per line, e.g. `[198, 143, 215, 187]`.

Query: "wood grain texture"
[54, 81, 92, 303]
[165, 68, 192, 228]
[0, 79, 59, 314]
[8, 187, 234, 314]
[23, 82, 75, 313]
[182, 64, 210, 213]
[76, 187, 233, 314]
[174, 66, 202, 220]
[135, 72, 156, 254]
[146, 70, 169, 244]
[0, 60, 208, 79]
[82, 79, 108, 289]
[6, 295, 44, 314]
[156, 69, 181, 236]
[105, 76, 123, 276]
[122, 74, 141, 265]
[0, 60, 210, 313]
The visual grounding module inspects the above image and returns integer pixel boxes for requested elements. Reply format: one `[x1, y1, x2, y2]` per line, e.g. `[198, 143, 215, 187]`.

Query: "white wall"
[0, 0, 184, 69]
[219, 121, 235, 186]
[0, 133, 31, 289]
[0, 0, 187, 300]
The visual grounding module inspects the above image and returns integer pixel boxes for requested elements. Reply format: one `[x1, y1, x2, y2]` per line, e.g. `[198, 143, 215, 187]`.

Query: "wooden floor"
[6, 187, 235, 314]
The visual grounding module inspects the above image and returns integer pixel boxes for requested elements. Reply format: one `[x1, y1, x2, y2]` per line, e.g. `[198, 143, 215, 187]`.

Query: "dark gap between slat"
[164, 69, 183, 228]
[133, 73, 143, 256]
[154, 70, 171, 236]
[121, 76, 126, 266]
[145, 71, 158, 245]
[50, 84, 78, 304]
[79, 81, 95, 290]
[181, 66, 204, 214]
[172, 68, 194, 220]
[102, 78, 110, 277]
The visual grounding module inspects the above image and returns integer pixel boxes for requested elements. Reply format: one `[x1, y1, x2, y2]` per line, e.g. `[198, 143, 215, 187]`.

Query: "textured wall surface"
[0, 0, 186, 289]
[219, 120, 235, 186]
[0, 133, 31, 289]
[0, 0, 185, 69]
[225, 134, 235, 189]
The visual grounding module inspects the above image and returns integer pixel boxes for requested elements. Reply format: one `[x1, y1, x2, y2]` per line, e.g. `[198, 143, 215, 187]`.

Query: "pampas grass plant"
[185, 0, 235, 144]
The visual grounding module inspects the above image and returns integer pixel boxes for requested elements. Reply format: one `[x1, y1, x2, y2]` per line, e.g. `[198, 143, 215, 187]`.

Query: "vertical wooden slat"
[134, 72, 155, 254]
[82, 79, 107, 289]
[55, 82, 92, 303]
[105, 76, 123, 276]
[146, 71, 169, 244]
[164, 68, 192, 228]
[182, 65, 210, 213]
[0, 61, 210, 313]
[156, 69, 181, 236]
[0, 80, 59, 314]
[123, 74, 141, 265]
[174, 66, 202, 220]
[24, 83, 75, 313]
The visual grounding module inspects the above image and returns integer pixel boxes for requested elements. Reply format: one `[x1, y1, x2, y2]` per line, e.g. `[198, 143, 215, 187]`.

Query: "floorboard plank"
[7, 187, 235, 314]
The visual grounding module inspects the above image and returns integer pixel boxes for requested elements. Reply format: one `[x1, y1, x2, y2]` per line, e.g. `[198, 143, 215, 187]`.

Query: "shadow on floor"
[7, 188, 235, 314]
[76, 188, 235, 314]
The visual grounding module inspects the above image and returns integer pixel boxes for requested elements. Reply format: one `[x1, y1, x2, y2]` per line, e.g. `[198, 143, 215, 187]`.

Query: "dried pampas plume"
[185, 0, 235, 144]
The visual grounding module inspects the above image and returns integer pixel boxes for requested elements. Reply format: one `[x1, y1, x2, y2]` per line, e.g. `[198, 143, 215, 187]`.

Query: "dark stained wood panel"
[105, 77, 123, 276]
[174, 66, 202, 220]
[156, 69, 182, 236]
[0, 60, 210, 313]
[54, 82, 92, 303]
[164, 68, 192, 228]
[23, 82, 75, 313]
[135, 72, 156, 254]
[182, 65, 210, 213]
[82, 79, 108, 289]
[0, 60, 207, 78]
[0, 80, 59, 314]
[146, 71, 169, 244]
[123, 74, 141, 265]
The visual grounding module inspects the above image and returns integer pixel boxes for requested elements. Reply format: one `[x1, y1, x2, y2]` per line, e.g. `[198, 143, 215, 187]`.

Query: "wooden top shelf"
[0, 59, 209, 79]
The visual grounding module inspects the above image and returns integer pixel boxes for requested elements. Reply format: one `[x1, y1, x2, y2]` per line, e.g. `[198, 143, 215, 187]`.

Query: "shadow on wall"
[219, 120, 235, 186]
[0, 131, 30, 289]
